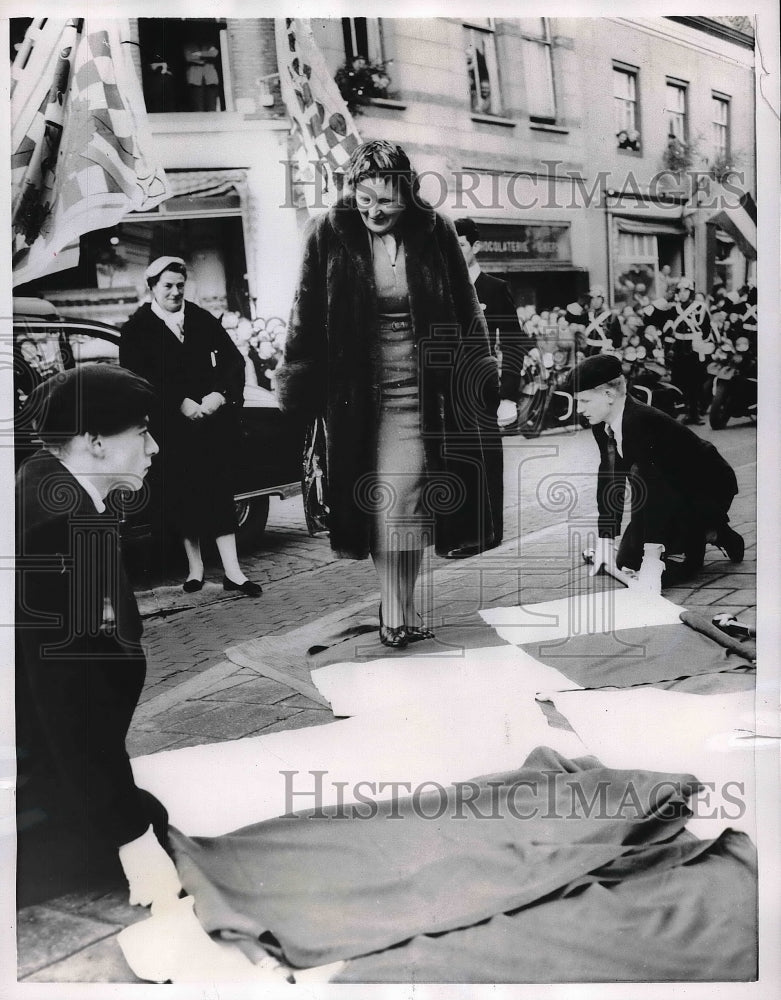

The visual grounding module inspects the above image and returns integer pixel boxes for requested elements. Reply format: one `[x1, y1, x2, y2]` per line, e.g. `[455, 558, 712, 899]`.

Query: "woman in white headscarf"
[120, 256, 261, 596]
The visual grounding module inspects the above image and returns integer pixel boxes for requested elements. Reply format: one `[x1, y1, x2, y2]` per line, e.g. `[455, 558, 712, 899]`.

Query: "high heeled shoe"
[405, 613, 435, 643]
[379, 605, 408, 649]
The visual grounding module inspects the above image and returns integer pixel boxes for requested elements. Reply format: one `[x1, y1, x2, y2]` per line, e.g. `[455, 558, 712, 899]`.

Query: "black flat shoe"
[379, 605, 408, 649]
[444, 544, 482, 559]
[223, 576, 263, 597]
[182, 577, 204, 593]
[405, 614, 435, 643]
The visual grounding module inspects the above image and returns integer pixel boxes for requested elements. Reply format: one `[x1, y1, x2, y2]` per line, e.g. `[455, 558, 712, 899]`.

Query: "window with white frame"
[613, 64, 640, 149]
[464, 19, 501, 116]
[712, 93, 730, 159]
[665, 80, 687, 140]
[518, 17, 556, 121]
[341, 17, 384, 63]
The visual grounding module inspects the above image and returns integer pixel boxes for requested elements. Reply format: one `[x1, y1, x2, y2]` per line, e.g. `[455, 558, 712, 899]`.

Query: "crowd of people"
[219, 312, 287, 392]
[513, 278, 757, 426]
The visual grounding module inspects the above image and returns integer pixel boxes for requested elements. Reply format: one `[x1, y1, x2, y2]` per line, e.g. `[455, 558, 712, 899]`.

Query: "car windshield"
[13, 316, 121, 411]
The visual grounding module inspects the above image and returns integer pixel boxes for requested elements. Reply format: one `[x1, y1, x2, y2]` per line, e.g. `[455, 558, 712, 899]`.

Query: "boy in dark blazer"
[15, 364, 181, 906]
[569, 354, 744, 592]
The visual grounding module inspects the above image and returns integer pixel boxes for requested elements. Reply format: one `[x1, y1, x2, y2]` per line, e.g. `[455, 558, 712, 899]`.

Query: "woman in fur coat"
[276, 140, 502, 648]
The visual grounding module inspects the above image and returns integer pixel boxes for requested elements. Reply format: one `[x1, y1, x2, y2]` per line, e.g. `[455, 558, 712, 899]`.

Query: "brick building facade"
[12, 16, 755, 323]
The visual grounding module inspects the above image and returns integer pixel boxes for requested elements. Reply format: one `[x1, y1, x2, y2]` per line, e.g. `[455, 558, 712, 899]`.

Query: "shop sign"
[475, 222, 572, 262]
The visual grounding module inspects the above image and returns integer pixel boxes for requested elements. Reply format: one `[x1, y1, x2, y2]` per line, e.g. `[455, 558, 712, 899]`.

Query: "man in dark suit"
[450, 218, 531, 557]
[15, 364, 181, 907]
[569, 354, 744, 592]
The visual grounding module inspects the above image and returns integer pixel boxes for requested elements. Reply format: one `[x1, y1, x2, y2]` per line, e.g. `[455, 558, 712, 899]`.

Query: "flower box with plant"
[662, 134, 695, 173]
[335, 56, 392, 113]
[708, 151, 741, 183]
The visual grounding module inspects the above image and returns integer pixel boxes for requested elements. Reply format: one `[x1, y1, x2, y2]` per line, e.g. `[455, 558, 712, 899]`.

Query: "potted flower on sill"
[616, 128, 641, 151]
[708, 151, 741, 183]
[662, 134, 694, 173]
[335, 56, 392, 113]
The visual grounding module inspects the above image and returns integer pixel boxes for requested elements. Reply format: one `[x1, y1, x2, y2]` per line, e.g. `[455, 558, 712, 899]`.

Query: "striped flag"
[709, 190, 757, 261]
[275, 18, 362, 213]
[11, 18, 169, 286]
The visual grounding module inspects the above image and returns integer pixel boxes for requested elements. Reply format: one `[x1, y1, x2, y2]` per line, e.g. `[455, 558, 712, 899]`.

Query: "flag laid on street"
[275, 18, 361, 213]
[11, 18, 169, 286]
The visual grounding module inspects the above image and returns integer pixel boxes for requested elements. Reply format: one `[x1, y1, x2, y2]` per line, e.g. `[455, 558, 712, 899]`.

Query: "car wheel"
[235, 495, 270, 547]
[709, 382, 730, 430]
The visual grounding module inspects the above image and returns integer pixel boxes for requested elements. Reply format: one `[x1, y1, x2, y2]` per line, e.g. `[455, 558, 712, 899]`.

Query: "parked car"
[12, 297, 303, 549]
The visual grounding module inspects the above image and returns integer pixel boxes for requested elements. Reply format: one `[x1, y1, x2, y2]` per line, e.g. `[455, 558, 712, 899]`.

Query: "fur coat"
[276, 196, 502, 559]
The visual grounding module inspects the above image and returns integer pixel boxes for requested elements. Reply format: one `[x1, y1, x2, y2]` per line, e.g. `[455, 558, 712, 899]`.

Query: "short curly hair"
[345, 139, 420, 204]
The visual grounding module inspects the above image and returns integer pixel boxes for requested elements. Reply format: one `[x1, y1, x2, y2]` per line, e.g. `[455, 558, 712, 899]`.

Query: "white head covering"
[144, 256, 186, 282]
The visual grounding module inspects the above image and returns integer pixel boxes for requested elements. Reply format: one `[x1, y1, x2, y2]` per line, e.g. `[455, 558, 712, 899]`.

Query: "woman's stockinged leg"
[401, 547, 423, 626]
[216, 533, 247, 585]
[371, 549, 405, 630]
[182, 537, 204, 581]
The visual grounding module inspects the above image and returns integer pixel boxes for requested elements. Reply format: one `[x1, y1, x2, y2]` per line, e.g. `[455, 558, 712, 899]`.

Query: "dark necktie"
[604, 423, 617, 472]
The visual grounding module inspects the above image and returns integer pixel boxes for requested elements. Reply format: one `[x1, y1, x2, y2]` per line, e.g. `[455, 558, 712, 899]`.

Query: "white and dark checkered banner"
[275, 18, 362, 213]
[11, 18, 170, 286]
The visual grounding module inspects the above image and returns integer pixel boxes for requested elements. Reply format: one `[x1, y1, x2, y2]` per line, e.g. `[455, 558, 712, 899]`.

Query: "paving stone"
[161, 734, 218, 750]
[712, 574, 757, 590]
[712, 589, 756, 607]
[47, 888, 146, 929]
[209, 676, 299, 705]
[278, 692, 331, 710]
[155, 701, 223, 730]
[255, 708, 334, 735]
[166, 702, 299, 740]
[126, 729, 185, 757]
[21, 932, 145, 983]
[17, 905, 118, 979]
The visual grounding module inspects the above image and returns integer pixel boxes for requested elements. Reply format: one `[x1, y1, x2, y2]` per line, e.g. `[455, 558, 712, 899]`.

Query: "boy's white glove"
[588, 537, 616, 577]
[630, 544, 665, 595]
[118, 825, 182, 908]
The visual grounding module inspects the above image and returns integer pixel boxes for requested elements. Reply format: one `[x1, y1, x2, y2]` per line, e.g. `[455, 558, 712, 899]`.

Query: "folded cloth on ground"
[539, 687, 759, 841]
[520, 622, 753, 690]
[681, 608, 757, 662]
[335, 827, 757, 983]
[479, 589, 683, 646]
[132, 697, 586, 838]
[167, 746, 706, 969]
[311, 645, 582, 718]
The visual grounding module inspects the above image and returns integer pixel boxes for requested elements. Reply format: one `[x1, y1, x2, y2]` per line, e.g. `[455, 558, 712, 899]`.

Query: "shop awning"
[615, 217, 686, 236]
[708, 190, 757, 261]
[166, 169, 248, 199]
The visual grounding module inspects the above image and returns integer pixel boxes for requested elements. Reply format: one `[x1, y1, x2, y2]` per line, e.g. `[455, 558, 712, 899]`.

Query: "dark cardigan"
[276, 197, 502, 559]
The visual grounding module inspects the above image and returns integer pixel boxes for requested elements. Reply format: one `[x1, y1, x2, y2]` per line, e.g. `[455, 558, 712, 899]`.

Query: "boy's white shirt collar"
[57, 456, 106, 513]
[467, 261, 481, 284]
